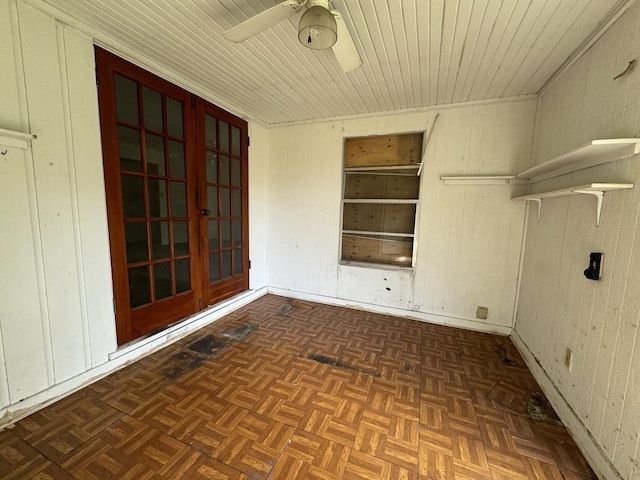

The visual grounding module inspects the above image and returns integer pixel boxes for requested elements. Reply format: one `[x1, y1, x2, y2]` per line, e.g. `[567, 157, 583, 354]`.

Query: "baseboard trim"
[268, 287, 512, 336]
[510, 330, 623, 480]
[0, 287, 268, 429]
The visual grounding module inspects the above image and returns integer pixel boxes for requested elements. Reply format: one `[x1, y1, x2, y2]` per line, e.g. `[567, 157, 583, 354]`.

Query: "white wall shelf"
[441, 138, 640, 186]
[0, 127, 36, 150]
[441, 175, 528, 185]
[517, 138, 640, 183]
[512, 183, 634, 226]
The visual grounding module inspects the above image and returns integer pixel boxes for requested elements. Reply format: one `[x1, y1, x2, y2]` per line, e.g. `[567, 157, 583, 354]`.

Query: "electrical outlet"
[476, 306, 488, 320]
[565, 348, 573, 371]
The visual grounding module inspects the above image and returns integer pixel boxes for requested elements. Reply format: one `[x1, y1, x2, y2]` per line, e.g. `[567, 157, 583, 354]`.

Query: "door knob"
[201, 209, 211, 216]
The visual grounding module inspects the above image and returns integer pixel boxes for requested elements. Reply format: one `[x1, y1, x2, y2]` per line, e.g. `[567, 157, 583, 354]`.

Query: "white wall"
[515, 3, 640, 479]
[248, 122, 270, 290]
[0, 0, 116, 407]
[0, 0, 269, 421]
[266, 99, 536, 333]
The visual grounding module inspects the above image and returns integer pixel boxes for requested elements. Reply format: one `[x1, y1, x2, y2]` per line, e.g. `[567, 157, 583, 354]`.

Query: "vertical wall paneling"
[0, 326, 8, 408]
[19, 2, 87, 382]
[1, 0, 23, 130]
[515, 3, 640, 478]
[599, 160, 640, 467]
[0, 141, 51, 403]
[0, 0, 53, 403]
[61, 26, 117, 366]
[56, 22, 91, 370]
[248, 122, 269, 290]
[0, 0, 18, 408]
[266, 121, 342, 298]
[266, 99, 536, 329]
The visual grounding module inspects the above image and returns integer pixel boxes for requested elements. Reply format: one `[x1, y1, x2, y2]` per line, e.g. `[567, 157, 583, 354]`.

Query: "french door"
[96, 48, 249, 345]
[196, 102, 249, 306]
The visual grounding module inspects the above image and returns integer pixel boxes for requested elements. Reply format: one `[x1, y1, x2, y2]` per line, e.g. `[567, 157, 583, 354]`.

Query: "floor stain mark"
[277, 304, 294, 316]
[222, 323, 256, 340]
[188, 335, 227, 356]
[162, 351, 208, 380]
[527, 392, 562, 425]
[403, 363, 417, 373]
[307, 354, 380, 377]
[496, 345, 521, 366]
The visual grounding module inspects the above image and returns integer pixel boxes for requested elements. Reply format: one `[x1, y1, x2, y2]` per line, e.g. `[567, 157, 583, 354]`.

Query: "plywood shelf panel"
[344, 132, 423, 168]
[343, 199, 418, 204]
[344, 173, 419, 200]
[342, 230, 415, 238]
[341, 235, 413, 267]
[342, 203, 416, 234]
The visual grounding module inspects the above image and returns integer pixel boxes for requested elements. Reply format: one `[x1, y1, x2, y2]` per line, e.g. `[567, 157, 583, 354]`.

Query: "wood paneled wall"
[0, 1, 116, 407]
[515, 3, 640, 478]
[266, 98, 536, 330]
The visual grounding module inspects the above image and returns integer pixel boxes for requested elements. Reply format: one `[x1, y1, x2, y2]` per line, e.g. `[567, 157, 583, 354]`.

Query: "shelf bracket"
[527, 198, 543, 221]
[573, 190, 605, 226]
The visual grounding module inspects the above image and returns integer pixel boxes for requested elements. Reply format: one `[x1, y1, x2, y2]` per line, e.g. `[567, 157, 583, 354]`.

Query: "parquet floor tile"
[1, 294, 598, 479]
[0, 430, 51, 480]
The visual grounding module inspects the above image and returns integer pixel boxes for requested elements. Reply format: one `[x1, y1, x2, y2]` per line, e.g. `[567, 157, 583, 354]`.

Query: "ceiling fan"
[223, 0, 362, 73]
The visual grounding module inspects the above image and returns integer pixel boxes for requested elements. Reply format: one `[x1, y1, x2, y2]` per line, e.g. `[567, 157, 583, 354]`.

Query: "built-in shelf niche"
[341, 132, 424, 268]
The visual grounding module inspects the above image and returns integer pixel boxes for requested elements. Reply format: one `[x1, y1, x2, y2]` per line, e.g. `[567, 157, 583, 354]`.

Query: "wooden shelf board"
[342, 230, 415, 238]
[345, 165, 420, 172]
[343, 198, 418, 204]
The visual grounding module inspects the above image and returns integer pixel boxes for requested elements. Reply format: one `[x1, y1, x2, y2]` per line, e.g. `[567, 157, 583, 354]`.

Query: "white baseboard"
[510, 330, 622, 480]
[267, 287, 512, 336]
[0, 287, 268, 429]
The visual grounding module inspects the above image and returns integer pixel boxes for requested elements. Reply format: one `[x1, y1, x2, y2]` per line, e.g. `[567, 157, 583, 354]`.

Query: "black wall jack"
[584, 252, 603, 281]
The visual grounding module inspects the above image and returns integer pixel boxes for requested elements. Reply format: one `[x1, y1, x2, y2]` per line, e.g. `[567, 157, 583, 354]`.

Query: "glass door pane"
[114, 75, 195, 310]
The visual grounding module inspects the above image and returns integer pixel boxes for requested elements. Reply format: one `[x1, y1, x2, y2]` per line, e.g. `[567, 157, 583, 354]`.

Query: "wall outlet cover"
[476, 306, 488, 320]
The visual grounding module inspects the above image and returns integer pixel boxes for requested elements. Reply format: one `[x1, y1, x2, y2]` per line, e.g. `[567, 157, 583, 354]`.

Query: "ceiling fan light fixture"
[298, 5, 337, 50]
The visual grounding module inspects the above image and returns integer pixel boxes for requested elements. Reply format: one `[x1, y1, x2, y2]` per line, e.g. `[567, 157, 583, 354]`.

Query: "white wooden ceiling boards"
[36, 0, 633, 125]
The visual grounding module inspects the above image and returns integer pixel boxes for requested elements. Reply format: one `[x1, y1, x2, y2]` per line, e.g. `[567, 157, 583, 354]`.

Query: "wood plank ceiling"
[38, 0, 631, 125]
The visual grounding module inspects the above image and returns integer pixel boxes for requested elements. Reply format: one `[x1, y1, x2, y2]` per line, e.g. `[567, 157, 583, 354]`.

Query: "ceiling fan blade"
[224, 0, 303, 43]
[331, 10, 362, 72]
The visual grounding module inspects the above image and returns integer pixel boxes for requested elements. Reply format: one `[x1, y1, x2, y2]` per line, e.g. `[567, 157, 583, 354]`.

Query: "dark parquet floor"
[0, 295, 596, 479]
